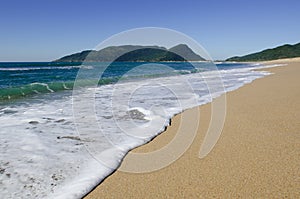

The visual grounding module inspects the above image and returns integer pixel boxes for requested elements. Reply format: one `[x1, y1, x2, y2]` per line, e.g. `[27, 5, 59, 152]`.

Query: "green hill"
[54, 44, 205, 62]
[226, 42, 300, 62]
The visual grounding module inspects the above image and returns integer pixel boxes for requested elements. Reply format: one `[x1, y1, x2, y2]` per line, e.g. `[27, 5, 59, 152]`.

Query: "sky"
[0, 0, 299, 61]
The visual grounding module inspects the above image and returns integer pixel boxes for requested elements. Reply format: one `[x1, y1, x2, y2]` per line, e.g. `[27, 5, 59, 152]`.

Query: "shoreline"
[84, 58, 300, 198]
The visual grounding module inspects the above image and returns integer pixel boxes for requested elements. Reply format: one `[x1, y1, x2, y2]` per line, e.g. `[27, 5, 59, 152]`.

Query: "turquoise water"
[0, 62, 250, 101]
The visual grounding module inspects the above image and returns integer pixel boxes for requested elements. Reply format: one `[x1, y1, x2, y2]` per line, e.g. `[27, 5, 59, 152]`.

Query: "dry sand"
[85, 58, 300, 198]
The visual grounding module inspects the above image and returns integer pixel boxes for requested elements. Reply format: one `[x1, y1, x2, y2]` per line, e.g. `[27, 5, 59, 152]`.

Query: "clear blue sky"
[0, 0, 299, 61]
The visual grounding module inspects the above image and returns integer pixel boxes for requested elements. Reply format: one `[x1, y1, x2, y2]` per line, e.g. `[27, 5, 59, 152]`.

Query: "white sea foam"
[30, 83, 55, 92]
[0, 64, 274, 198]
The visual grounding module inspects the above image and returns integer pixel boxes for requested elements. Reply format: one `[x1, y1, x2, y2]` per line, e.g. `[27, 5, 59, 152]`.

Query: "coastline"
[84, 58, 300, 198]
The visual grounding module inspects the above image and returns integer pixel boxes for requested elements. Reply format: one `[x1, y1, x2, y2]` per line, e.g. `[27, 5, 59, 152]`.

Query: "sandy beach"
[85, 58, 300, 198]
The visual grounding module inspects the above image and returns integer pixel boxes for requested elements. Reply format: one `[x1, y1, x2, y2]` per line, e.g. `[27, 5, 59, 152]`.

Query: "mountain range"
[54, 44, 206, 62]
[226, 42, 300, 61]
[55, 42, 300, 63]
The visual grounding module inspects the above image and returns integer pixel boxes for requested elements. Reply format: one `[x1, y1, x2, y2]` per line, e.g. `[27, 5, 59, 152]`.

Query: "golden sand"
[85, 59, 300, 198]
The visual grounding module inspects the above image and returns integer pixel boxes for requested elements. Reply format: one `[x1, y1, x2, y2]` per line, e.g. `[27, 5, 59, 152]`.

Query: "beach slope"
[85, 58, 300, 198]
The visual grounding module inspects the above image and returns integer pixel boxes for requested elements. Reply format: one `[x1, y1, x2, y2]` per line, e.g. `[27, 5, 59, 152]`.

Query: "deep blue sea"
[0, 61, 253, 101]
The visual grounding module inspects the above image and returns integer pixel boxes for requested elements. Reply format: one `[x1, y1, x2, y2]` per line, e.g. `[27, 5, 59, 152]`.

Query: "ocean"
[0, 61, 273, 198]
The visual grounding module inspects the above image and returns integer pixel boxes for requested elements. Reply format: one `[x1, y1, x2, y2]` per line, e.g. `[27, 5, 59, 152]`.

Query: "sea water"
[0, 62, 275, 198]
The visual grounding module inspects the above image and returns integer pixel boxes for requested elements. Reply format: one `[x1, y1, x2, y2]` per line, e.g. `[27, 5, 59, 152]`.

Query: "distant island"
[54, 44, 206, 62]
[226, 42, 300, 62]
